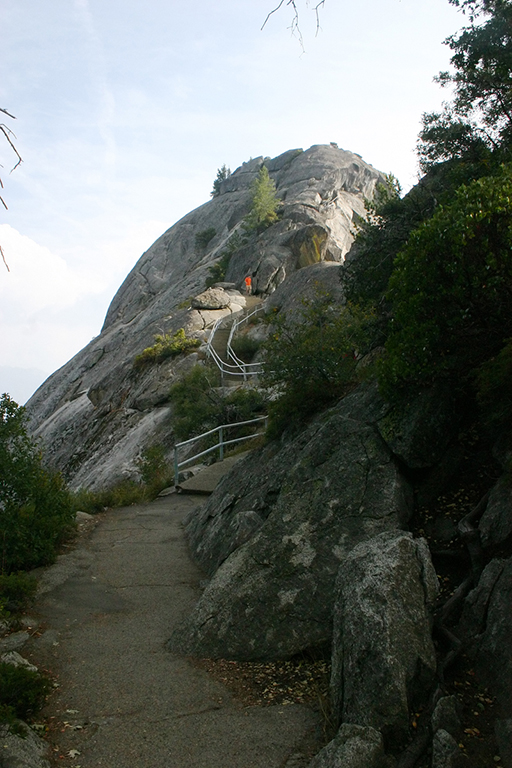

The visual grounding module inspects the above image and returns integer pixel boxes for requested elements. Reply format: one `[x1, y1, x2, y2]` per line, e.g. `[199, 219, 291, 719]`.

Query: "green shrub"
[0, 395, 75, 574]
[0, 572, 37, 619]
[230, 334, 261, 362]
[169, 366, 222, 441]
[134, 329, 200, 370]
[211, 164, 231, 197]
[475, 338, 512, 428]
[136, 445, 172, 493]
[261, 294, 375, 437]
[379, 165, 512, 399]
[169, 365, 266, 442]
[0, 663, 51, 726]
[195, 227, 217, 250]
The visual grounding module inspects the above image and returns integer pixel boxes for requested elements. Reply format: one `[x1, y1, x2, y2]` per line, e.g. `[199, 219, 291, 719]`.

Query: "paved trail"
[26, 494, 319, 768]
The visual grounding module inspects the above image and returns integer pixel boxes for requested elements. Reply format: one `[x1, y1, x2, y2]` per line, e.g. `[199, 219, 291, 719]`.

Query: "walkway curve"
[26, 494, 319, 768]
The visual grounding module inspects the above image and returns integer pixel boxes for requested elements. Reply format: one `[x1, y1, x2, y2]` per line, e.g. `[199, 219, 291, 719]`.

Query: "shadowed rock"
[168, 384, 412, 660]
[330, 531, 438, 746]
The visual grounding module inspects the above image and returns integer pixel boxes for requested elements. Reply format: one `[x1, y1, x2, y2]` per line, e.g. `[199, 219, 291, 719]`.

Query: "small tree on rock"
[211, 164, 231, 197]
[244, 165, 281, 231]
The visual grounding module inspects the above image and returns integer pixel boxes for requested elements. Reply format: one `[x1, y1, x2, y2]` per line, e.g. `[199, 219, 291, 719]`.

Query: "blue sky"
[0, 0, 463, 403]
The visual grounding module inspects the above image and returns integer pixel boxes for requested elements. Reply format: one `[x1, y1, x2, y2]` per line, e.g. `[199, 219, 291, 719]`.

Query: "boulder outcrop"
[168, 384, 412, 660]
[330, 531, 438, 745]
[26, 145, 385, 490]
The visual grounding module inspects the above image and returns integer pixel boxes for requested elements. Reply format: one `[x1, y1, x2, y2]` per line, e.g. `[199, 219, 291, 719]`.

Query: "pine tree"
[244, 165, 281, 231]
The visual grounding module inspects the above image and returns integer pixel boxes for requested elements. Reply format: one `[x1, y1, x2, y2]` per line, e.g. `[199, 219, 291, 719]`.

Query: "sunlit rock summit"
[26, 144, 385, 489]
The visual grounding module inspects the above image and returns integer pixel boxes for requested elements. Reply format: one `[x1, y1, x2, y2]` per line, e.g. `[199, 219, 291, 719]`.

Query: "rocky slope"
[26, 144, 384, 490]
[25, 142, 512, 767]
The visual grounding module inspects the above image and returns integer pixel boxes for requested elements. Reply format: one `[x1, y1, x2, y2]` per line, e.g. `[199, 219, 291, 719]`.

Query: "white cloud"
[0, 220, 167, 372]
[0, 224, 83, 310]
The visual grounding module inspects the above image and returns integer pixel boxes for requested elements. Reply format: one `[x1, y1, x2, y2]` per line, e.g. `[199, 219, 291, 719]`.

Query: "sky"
[0, 0, 464, 404]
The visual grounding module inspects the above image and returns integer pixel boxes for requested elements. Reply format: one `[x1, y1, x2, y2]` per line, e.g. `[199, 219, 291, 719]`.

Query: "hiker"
[244, 275, 252, 295]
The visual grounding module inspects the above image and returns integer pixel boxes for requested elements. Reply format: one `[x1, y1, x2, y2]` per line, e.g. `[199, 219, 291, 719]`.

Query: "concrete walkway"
[26, 494, 319, 768]
[176, 453, 249, 494]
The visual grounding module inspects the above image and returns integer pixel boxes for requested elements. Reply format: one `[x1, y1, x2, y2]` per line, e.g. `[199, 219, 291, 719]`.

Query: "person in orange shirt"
[244, 275, 252, 295]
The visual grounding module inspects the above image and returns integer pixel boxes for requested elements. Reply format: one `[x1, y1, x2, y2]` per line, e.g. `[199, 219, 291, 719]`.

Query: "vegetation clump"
[195, 227, 216, 250]
[260, 294, 375, 438]
[243, 165, 281, 232]
[211, 164, 231, 197]
[169, 365, 266, 442]
[134, 329, 200, 369]
[0, 663, 52, 734]
[380, 165, 512, 398]
[0, 394, 74, 574]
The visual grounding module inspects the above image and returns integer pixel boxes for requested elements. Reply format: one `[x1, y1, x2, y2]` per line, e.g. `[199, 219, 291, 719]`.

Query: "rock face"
[25, 145, 385, 490]
[307, 724, 394, 768]
[458, 556, 512, 718]
[168, 384, 413, 660]
[330, 532, 438, 745]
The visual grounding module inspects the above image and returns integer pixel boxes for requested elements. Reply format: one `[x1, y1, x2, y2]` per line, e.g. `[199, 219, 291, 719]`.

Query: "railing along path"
[206, 305, 265, 382]
[173, 415, 268, 487]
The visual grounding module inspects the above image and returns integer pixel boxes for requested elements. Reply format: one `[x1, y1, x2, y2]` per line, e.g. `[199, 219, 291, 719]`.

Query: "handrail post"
[219, 426, 224, 461]
[174, 446, 179, 487]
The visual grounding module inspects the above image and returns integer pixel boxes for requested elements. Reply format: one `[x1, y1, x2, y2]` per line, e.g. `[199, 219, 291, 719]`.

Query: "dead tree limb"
[262, 0, 327, 48]
[1, 108, 22, 272]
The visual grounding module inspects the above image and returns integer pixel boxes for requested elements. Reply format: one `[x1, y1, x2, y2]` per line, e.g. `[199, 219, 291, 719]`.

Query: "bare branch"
[0, 109, 22, 271]
[312, 0, 325, 35]
[261, 0, 288, 30]
[0, 125, 22, 173]
[262, 0, 326, 49]
[262, 0, 304, 50]
[0, 245, 9, 272]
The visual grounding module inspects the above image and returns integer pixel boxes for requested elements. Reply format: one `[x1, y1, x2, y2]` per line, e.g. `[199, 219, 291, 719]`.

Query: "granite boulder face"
[168, 384, 413, 660]
[330, 531, 439, 745]
[25, 145, 385, 490]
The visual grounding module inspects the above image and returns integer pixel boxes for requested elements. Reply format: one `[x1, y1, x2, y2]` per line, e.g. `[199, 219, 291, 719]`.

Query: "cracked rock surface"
[169, 383, 413, 660]
[25, 144, 384, 492]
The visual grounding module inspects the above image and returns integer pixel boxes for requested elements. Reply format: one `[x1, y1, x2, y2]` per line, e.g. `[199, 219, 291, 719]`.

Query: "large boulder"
[330, 531, 438, 746]
[458, 556, 512, 718]
[191, 287, 231, 310]
[479, 474, 512, 552]
[307, 724, 395, 768]
[168, 384, 412, 660]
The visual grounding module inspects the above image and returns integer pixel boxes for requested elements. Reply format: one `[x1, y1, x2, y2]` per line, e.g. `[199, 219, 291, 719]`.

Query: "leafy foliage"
[230, 334, 262, 362]
[134, 329, 200, 369]
[0, 663, 51, 728]
[169, 365, 266, 441]
[136, 445, 172, 490]
[0, 572, 37, 619]
[195, 227, 217, 250]
[261, 294, 376, 437]
[418, 0, 512, 172]
[244, 165, 281, 232]
[475, 337, 512, 427]
[211, 164, 231, 197]
[379, 166, 512, 397]
[0, 395, 74, 574]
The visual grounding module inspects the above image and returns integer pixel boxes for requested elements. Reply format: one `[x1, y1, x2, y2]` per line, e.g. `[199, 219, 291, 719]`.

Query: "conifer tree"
[245, 165, 281, 230]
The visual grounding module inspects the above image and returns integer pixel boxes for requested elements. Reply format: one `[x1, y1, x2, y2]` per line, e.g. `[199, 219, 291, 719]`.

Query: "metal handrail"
[173, 415, 268, 486]
[206, 312, 263, 382]
[226, 305, 266, 371]
[206, 306, 266, 381]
